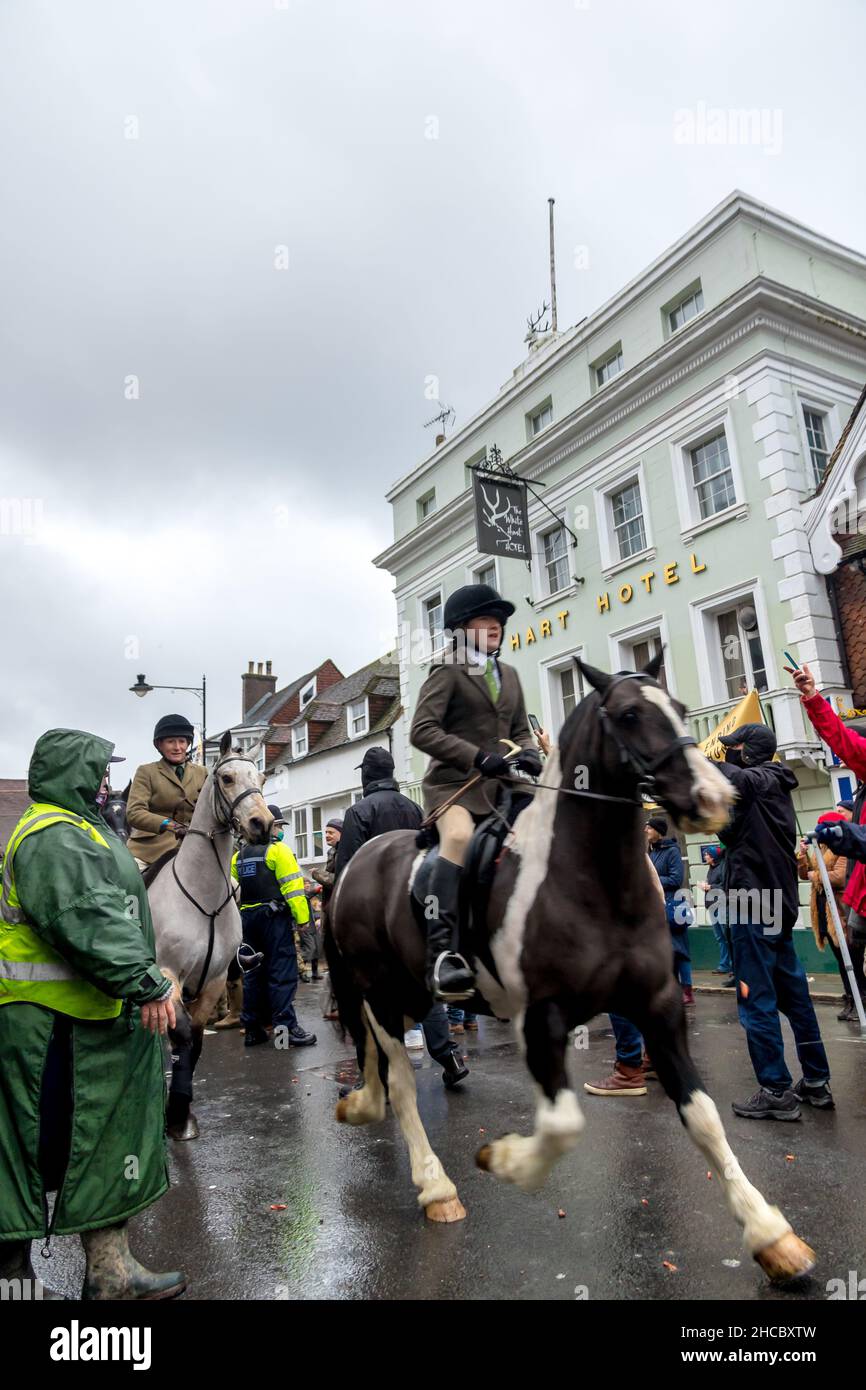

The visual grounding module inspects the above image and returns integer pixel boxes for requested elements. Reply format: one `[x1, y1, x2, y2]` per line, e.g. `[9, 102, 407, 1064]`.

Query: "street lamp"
[129, 673, 208, 762]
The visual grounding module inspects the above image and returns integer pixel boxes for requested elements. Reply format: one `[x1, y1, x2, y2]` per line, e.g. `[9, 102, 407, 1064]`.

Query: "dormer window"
[300, 678, 316, 709]
[594, 345, 623, 388]
[291, 726, 307, 759]
[348, 697, 369, 738]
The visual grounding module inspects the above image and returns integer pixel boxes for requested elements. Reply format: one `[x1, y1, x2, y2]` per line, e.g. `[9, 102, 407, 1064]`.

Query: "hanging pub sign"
[472, 468, 531, 561]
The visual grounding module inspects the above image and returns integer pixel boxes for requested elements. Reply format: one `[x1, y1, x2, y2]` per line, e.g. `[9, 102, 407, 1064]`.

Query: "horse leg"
[167, 975, 226, 1142]
[637, 984, 815, 1283]
[363, 1001, 466, 1223]
[476, 999, 584, 1193]
[334, 1011, 387, 1126]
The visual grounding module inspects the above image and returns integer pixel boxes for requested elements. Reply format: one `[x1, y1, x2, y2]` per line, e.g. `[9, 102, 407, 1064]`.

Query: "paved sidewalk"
[692, 968, 845, 1004]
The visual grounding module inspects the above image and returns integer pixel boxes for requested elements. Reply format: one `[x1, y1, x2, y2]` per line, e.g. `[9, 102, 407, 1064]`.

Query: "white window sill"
[531, 582, 579, 613]
[602, 546, 656, 583]
[681, 501, 749, 543]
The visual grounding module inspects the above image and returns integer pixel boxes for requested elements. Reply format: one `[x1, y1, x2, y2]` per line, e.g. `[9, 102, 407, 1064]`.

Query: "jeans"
[447, 1004, 477, 1025]
[421, 1002, 459, 1063]
[671, 928, 692, 988]
[240, 904, 299, 1030]
[730, 919, 830, 1092]
[609, 1013, 643, 1066]
[711, 921, 732, 973]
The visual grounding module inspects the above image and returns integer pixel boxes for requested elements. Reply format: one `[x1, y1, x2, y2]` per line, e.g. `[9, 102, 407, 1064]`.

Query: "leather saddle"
[410, 788, 533, 1004]
[141, 845, 180, 889]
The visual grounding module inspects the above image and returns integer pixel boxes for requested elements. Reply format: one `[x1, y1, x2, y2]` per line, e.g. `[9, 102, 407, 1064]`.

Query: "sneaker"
[792, 1078, 835, 1109]
[731, 1087, 801, 1121]
[404, 1028, 424, 1050]
[584, 1062, 647, 1096]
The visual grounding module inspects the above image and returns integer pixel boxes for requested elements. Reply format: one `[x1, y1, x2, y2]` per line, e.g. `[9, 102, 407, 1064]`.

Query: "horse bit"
[171, 756, 266, 1000]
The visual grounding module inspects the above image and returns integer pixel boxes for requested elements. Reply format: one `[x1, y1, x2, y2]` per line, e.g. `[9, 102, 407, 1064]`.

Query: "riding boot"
[424, 858, 474, 1002]
[0, 1239, 66, 1300]
[213, 978, 243, 1030]
[837, 993, 854, 1021]
[81, 1221, 186, 1301]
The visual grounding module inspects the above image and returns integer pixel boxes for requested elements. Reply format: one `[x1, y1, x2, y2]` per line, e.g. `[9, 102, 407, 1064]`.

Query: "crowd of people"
[3, 581, 866, 1300]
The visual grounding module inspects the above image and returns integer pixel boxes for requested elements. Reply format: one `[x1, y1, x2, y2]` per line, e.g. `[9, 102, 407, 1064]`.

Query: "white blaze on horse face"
[491, 747, 563, 1007]
[640, 686, 735, 833]
[680, 1090, 791, 1253]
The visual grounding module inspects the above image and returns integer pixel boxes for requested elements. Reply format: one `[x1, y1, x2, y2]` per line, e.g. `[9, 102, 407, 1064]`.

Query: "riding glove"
[514, 748, 542, 777]
[474, 750, 511, 778]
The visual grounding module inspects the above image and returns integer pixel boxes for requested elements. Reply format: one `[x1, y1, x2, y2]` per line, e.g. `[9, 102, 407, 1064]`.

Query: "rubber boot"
[81, 1221, 186, 1301]
[213, 977, 243, 1030]
[424, 858, 474, 1002]
[0, 1239, 66, 1300]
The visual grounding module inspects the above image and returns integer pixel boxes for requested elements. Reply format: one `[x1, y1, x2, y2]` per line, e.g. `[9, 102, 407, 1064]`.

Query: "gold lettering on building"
[618, 583, 633, 604]
[640, 571, 655, 593]
[526, 627, 536, 644]
[597, 592, 610, 614]
[511, 632, 520, 650]
[690, 553, 706, 574]
[540, 619, 552, 638]
[557, 610, 569, 628]
[663, 562, 679, 585]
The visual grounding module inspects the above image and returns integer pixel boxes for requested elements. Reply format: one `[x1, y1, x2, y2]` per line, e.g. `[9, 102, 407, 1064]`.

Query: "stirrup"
[237, 943, 264, 974]
[431, 951, 475, 1004]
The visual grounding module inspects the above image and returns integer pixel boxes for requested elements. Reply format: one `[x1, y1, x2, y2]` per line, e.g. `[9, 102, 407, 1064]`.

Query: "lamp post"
[129, 673, 208, 762]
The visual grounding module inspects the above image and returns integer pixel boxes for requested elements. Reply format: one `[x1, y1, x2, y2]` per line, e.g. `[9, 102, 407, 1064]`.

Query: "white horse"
[148, 730, 272, 1139]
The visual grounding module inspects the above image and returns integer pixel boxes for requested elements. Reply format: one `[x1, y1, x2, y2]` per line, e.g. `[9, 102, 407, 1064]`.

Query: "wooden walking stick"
[806, 833, 866, 1033]
[419, 739, 523, 829]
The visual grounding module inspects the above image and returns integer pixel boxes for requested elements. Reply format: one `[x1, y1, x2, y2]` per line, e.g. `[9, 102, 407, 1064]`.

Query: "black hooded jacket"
[717, 759, 800, 933]
[334, 777, 423, 876]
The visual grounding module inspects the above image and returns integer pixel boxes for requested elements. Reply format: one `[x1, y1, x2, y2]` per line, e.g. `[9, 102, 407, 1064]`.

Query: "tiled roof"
[0, 780, 31, 851]
[273, 656, 401, 764]
[245, 666, 323, 724]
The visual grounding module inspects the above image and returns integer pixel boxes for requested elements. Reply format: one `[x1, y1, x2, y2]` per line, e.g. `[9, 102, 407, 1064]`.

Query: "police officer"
[231, 805, 316, 1049]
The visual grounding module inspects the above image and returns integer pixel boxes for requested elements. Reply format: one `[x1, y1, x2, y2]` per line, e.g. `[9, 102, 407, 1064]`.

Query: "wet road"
[34, 986, 866, 1301]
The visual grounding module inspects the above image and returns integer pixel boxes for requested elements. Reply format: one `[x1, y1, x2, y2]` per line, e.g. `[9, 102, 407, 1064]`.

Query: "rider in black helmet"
[409, 582, 541, 1001]
[126, 714, 208, 871]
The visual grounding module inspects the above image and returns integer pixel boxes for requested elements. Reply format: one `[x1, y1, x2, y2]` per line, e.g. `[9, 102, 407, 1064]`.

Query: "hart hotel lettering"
[597, 552, 706, 614]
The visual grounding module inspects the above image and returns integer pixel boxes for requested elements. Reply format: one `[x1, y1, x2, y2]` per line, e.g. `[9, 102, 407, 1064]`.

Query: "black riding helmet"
[443, 583, 515, 636]
[718, 722, 777, 766]
[153, 713, 195, 749]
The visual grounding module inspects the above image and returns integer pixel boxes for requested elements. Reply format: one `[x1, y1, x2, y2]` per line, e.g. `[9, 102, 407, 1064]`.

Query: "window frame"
[539, 644, 586, 739]
[348, 696, 370, 739]
[664, 282, 705, 336]
[299, 677, 317, 710]
[795, 395, 841, 491]
[467, 555, 499, 589]
[592, 343, 624, 390]
[688, 579, 778, 706]
[292, 806, 309, 860]
[669, 410, 746, 537]
[417, 489, 437, 523]
[291, 725, 308, 759]
[526, 398, 553, 441]
[419, 586, 446, 657]
[595, 461, 653, 574]
[607, 613, 677, 697]
[535, 519, 571, 599]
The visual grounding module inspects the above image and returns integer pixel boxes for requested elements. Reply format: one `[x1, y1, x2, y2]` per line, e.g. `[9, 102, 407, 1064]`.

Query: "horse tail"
[322, 900, 365, 1051]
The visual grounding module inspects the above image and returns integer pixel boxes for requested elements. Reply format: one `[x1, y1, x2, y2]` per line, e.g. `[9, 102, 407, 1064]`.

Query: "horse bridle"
[595, 672, 697, 803]
[171, 755, 267, 1000]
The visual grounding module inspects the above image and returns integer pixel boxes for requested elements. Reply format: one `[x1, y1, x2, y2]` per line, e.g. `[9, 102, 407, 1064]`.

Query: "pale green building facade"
[375, 192, 866, 967]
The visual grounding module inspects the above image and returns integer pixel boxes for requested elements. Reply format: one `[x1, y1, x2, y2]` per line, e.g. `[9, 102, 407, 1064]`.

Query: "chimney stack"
[242, 659, 278, 718]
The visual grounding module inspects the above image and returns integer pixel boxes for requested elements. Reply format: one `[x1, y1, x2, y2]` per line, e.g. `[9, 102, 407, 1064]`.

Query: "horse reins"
[171, 755, 265, 1001]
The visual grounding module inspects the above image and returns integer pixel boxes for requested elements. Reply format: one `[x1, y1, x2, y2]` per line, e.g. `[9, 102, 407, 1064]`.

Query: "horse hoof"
[425, 1197, 466, 1223]
[475, 1144, 493, 1171]
[168, 1113, 199, 1141]
[754, 1231, 816, 1283]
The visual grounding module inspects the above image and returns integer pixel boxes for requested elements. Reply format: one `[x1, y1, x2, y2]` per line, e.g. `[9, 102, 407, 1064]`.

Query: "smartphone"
[528, 712, 542, 733]
[783, 650, 800, 672]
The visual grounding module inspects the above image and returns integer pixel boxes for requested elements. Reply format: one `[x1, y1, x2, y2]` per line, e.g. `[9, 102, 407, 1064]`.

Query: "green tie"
[484, 658, 499, 703]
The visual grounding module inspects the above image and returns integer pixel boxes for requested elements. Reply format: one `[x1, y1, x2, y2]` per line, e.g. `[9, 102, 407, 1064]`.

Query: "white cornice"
[374, 282, 866, 575]
[384, 193, 866, 504]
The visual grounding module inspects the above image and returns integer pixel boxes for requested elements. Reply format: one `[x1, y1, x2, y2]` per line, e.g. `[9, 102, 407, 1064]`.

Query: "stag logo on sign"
[473, 474, 530, 560]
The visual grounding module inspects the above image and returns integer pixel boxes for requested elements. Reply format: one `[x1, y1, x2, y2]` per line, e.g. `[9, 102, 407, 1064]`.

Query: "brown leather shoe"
[682, 986, 695, 1006]
[584, 1062, 647, 1096]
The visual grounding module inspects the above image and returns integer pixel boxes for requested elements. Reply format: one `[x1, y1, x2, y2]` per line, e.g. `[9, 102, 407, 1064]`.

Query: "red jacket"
[802, 692, 866, 916]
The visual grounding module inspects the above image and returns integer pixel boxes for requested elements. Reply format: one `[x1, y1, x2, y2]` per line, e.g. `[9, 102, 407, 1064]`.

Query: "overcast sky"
[1, 0, 864, 776]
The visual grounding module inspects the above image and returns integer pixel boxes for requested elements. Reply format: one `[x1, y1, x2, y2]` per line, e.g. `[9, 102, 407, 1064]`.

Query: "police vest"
[0, 803, 123, 1020]
[236, 844, 283, 908]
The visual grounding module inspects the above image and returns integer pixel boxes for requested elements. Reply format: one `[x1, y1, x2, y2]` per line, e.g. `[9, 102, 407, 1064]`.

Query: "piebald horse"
[327, 657, 815, 1283]
[148, 730, 273, 1139]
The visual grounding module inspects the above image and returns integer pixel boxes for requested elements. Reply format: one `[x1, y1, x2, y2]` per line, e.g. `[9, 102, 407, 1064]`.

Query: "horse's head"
[569, 655, 735, 834]
[101, 789, 130, 841]
[211, 729, 273, 843]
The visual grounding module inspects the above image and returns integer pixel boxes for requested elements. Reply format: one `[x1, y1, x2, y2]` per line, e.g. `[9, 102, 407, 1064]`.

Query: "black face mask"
[724, 748, 744, 767]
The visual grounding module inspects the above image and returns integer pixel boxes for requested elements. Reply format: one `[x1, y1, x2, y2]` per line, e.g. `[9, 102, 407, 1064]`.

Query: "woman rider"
[409, 583, 541, 1000]
[126, 714, 208, 871]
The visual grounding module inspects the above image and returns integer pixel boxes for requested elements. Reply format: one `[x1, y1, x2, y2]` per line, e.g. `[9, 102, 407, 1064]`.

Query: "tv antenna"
[424, 402, 455, 436]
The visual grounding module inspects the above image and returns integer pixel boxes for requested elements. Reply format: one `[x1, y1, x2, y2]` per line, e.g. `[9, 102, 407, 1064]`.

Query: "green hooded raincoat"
[0, 729, 172, 1241]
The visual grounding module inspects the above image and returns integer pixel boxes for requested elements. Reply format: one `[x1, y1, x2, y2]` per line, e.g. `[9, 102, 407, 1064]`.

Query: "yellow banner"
[699, 689, 764, 762]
